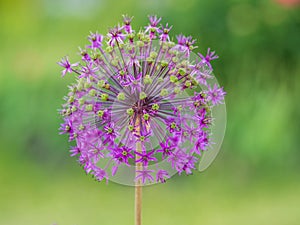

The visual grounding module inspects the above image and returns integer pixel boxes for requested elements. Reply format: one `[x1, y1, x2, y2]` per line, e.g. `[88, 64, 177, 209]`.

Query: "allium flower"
[57, 57, 78, 77]
[88, 32, 104, 49]
[206, 83, 226, 105]
[58, 15, 226, 186]
[107, 25, 126, 47]
[198, 48, 219, 70]
[122, 15, 134, 33]
[156, 170, 170, 183]
[145, 15, 162, 39]
[135, 168, 155, 184]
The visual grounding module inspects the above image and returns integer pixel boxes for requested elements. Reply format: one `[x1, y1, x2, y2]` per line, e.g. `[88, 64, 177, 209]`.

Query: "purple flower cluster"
[58, 15, 226, 185]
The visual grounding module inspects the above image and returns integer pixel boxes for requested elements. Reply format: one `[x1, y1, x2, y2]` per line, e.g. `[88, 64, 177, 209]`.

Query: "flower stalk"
[135, 141, 142, 225]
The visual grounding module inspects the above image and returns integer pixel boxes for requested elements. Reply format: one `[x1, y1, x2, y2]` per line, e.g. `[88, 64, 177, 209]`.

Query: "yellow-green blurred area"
[0, 0, 300, 224]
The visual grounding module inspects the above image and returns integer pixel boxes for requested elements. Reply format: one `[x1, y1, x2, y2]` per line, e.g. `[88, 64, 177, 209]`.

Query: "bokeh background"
[0, 0, 300, 224]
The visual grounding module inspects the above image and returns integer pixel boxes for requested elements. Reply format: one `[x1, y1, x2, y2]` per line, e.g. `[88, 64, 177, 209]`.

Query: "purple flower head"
[59, 118, 73, 135]
[79, 62, 99, 81]
[58, 15, 226, 186]
[145, 15, 162, 38]
[133, 128, 151, 143]
[156, 170, 169, 183]
[70, 146, 81, 157]
[206, 84, 226, 105]
[135, 168, 155, 184]
[149, 15, 161, 27]
[135, 149, 157, 166]
[196, 108, 212, 129]
[92, 167, 108, 182]
[57, 57, 78, 77]
[112, 145, 134, 165]
[198, 48, 219, 70]
[181, 154, 197, 175]
[79, 47, 91, 62]
[176, 34, 186, 46]
[165, 117, 181, 133]
[103, 122, 118, 144]
[122, 15, 134, 33]
[180, 121, 200, 142]
[176, 35, 197, 56]
[88, 145, 105, 163]
[128, 72, 143, 94]
[167, 149, 185, 171]
[88, 32, 104, 49]
[157, 138, 176, 159]
[159, 23, 172, 42]
[190, 64, 213, 85]
[192, 130, 210, 155]
[107, 25, 126, 46]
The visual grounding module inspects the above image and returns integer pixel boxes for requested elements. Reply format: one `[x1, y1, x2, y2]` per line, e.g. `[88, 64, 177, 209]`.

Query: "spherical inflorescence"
[58, 15, 226, 185]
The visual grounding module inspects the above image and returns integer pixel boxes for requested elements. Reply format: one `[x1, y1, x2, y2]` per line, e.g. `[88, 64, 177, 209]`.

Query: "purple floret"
[57, 57, 78, 77]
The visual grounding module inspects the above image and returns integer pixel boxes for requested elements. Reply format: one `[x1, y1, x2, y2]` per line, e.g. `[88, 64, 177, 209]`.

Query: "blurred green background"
[0, 0, 300, 224]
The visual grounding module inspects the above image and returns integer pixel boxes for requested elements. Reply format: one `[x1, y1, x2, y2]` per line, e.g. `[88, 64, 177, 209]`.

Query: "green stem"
[135, 141, 142, 225]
